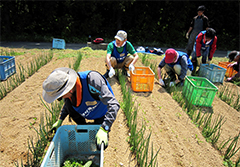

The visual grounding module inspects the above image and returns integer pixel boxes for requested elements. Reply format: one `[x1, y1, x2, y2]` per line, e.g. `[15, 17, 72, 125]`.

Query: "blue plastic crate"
[41, 125, 103, 167]
[199, 64, 226, 83]
[0, 56, 16, 80]
[52, 38, 66, 49]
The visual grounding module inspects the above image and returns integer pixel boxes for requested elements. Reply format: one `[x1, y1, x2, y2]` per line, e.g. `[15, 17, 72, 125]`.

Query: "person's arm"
[178, 56, 188, 81]
[157, 58, 166, 79]
[196, 33, 203, 57]
[88, 71, 120, 130]
[126, 41, 139, 65]
[157, 58, 167, 86]
[186, 18, 194, 38]
[187, 27, 193, 35]
[228, 72, 240, 81]
[202, 15, 209, 30]
[106, 53, 112, 69]
[106, 43, 114, 69]
[228, 62, 237, 67]
[208, 36, 217, 60]
[59, 100, 70, 121]
[131, 52, 139, 65]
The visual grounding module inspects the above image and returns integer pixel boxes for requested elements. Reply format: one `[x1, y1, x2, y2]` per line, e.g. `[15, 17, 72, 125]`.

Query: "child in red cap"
[157, 48, 193, 86]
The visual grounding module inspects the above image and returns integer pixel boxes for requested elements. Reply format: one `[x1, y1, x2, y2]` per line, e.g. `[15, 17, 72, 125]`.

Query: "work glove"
[83, 161, 92, 167]
[129, 63, 135, 72]
[51, 119, 63, 132]
[95, 127, 108, 150]
[227, 77, 233, 82]
[227, 63, 234, 67]
[169, 82, 175, 87]
[186, 32, 189, 39]
[206, 60, 211, 65]
[159, 79, 165, 86]
[108, 67, 115, 78]
[197, 57, 202, 67]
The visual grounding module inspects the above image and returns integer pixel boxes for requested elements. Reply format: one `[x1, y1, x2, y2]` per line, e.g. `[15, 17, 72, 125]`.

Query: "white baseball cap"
[42, 67, 78, 103]
[114, 30, 127, 41]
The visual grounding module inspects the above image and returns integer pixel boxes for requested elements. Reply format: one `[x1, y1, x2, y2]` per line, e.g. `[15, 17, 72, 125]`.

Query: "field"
[0, 46, 239, 167]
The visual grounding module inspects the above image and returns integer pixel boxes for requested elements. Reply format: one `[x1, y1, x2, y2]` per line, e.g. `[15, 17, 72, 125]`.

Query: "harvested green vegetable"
[62, 158, 98, 167]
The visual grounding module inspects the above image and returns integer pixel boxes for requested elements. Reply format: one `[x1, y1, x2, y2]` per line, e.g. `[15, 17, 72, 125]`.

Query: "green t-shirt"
[107, 41, 136, 55]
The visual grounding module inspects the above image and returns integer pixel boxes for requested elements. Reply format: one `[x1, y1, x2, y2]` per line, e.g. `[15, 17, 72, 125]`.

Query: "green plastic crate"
[182, 76, 218, 107]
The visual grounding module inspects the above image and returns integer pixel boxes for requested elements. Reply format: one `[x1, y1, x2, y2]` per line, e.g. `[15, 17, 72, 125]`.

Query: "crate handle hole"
[76, 129, 88, 133]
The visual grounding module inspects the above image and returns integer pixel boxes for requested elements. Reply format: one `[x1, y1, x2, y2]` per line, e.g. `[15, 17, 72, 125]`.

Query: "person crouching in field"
[226, 51, 240, 82]
[103, 30, 139, 78]
[42, 67, 120, 150]
[157, 48, 193, 87]
[191, 28, 217, 74]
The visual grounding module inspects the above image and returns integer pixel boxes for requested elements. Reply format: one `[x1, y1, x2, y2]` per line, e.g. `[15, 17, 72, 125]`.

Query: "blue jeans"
[191, 46, 210, 63]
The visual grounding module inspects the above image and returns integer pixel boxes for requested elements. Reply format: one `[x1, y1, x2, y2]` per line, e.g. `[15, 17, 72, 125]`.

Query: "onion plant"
[218, 85, 240, 111]
[14, 51, 82, 167]
[117, 69, 160, 166]
[139, 54, 240, 166]
[0, 48, 24, 56]
[0, 51, 53, 100]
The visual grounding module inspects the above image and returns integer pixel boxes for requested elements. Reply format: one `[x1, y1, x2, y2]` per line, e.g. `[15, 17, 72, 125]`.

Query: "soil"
[0, 47, 239, 167]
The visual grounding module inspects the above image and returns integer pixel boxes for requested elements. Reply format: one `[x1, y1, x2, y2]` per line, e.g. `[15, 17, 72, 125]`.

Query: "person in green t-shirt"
[103, 30, 139, 78]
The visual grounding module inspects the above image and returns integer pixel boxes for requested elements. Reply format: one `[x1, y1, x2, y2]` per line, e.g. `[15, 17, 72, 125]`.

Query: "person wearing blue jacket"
[157, 48, 193, 86]
[42, 67, 120, 150]
[103, 30, 139, 78]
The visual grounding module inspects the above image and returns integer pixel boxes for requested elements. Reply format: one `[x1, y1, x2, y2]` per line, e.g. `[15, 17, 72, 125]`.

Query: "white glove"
[129, 63, 135, 72]
[169, 82, 175, 87]
[186, 32, 189, 39]
[159, 79, 165, 86]
[108, 67, 115, 78]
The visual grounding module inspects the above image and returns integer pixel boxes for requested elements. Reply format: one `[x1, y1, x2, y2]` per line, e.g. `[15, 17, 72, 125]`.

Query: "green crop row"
[140, 53, 240, 167]
[0, 50, 53, 99]
[14, 52, 83, 167]
[218, 85, 240, 112]
[117, 69, 160, 166]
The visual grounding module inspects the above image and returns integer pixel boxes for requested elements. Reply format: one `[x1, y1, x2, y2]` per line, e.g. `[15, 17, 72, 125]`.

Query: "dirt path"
[0, 47, 239, 167]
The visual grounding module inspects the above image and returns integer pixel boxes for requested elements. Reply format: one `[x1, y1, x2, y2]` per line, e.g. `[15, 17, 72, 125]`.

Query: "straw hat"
[42, 67, 77, 103]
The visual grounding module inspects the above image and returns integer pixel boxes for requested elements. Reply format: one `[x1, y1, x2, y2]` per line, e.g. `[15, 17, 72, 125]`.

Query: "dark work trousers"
[65, 98, 105, 125]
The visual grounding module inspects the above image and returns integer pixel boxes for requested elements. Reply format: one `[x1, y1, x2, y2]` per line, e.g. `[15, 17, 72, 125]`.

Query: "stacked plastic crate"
[0, 56, 16, 80]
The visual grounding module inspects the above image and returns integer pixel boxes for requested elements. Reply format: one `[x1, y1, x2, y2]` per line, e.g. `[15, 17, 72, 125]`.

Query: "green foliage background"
[1, 0, 239, 50]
